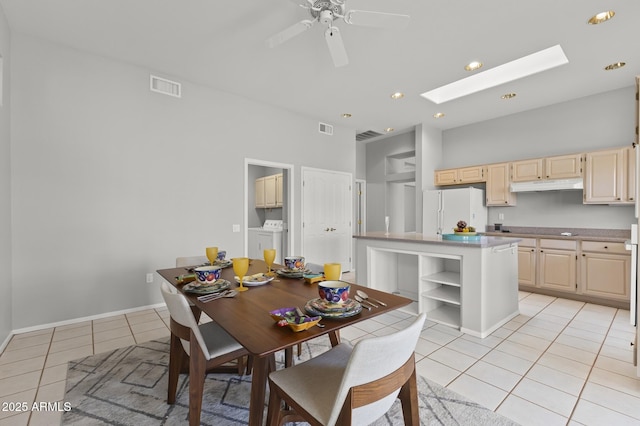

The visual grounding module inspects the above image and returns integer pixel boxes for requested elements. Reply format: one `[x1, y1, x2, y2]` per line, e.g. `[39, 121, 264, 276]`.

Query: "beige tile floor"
[1, 286, 640, 425]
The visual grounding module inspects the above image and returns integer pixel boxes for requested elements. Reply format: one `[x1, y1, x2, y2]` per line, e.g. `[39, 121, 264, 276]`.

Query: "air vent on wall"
[319, 122, 334, 135]
[150, 75, 181, 98]
[356, 130, 384, 141]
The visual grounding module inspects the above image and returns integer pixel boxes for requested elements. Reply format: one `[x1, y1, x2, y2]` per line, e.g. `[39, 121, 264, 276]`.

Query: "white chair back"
[160, 282, 210, 360]
[330, 313, 426, 425]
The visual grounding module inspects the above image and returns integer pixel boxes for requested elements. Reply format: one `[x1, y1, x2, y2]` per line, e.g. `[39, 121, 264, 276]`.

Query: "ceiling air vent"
[319, 122, 334, 135]
[150, 75, 181, 98]
[356, 130, 384, 141]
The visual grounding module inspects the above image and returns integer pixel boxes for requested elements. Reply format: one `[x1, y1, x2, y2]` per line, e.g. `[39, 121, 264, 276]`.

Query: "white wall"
[10, 34, 355, 329]
[0, 5, 12, 343]
[442, 88, 636, 229]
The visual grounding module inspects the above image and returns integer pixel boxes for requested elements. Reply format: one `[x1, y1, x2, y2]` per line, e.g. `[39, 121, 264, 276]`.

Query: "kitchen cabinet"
[538, 239, 577, 293]
[434, 165, 485, 185]
[486, 163, 516, 206]
[580, 241, 630, 302]
[434, 169, 458, 185]
[545, 153, 583, 179]
[512, 154, 582, 182]
[512, 159, 543, 182]
[625, 146, 636, 203]
[517, 238, 537, 287]
[583, 147, 634, 204]
[255, 173, 283, 208]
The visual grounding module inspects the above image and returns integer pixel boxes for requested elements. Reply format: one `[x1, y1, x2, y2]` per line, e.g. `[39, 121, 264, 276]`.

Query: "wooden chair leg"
[246, 355, 254, 375]
[167, 333, 183, 404]
[296, 343, 302, 358]
[398, 369, 419, 426]
[236, 355, 245, 375]
[266, 380, 284, 426]
[189, 338, 206, 426]
[284, 347, 293, 368]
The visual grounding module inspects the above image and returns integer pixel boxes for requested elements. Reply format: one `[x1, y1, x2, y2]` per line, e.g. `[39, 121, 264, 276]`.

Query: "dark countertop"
[481, 226, 631, 243]
[353, 231, 520, 248]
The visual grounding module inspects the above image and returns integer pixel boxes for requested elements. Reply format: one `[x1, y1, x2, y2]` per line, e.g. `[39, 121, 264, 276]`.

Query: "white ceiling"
[1, 0, 639, 136]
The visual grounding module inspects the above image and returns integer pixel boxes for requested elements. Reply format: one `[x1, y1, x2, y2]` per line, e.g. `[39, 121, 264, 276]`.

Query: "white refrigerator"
[423, 187, 488, 236]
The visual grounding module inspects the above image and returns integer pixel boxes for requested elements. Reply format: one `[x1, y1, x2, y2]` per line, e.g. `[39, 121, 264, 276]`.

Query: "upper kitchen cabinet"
[434, 165, 485, 185]
[511, 158, 543, 182]
[434, 169, 457, 186]
[486, 163, 516, 206]
[545, 153, 583, 179]
[511, 153, 583, 182]
[584, 147, 634, 204]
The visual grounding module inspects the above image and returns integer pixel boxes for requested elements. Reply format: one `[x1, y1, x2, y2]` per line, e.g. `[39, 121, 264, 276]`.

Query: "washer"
[248, 220, 283, 263]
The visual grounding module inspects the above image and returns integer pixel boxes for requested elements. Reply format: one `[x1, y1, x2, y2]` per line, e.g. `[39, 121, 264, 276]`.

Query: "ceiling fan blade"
[324, 26, 349, 67]
[266, 20, 316, 48]
[343, 10, 410, 29]
[289, 0, 314, 8]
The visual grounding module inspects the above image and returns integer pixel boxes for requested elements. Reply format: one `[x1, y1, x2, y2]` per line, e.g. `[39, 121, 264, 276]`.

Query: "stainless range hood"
[509, 178, 584, 192]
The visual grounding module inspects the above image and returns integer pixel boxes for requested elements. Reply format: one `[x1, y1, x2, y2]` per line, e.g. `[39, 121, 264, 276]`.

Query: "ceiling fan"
[266, 0, 410, 67]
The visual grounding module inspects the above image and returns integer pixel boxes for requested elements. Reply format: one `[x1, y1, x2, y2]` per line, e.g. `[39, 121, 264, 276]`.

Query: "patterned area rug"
[63, 336, 519, 425]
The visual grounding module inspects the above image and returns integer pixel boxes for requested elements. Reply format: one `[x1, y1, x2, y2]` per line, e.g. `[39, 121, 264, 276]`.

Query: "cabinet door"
[434, 169, 458, 186]
[486, 163, 516, 206]
[545, 153, 583, 179]
[275, 173, 284, 207]
[584, 148, 623, 203]
[512, 159, 543, 182]
[255, 177, 265, 208]
[458, 165, 486, 183]
[539, 248, 576, 292]
[264, 175, 277, 207]
[581, 252, 630, 301]
[625, 146, 636, 203]
[518, 247, 536, 287]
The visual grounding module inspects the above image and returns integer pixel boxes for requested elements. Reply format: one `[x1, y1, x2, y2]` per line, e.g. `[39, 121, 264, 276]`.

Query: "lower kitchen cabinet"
[538, 239, 577, 293]
[580, 241, 630, 302]
[517, 238, 537, 287]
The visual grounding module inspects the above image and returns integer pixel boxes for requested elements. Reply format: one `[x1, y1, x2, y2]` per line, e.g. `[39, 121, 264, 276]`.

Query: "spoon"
[295, 307, 325, 327]
[198, 289, 238, 302]
[356, 290, 387, 307]
[354, 295, 373, 310]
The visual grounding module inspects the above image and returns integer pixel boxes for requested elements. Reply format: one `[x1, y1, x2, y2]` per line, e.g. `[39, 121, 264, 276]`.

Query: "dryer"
[248, 220, 283, 264]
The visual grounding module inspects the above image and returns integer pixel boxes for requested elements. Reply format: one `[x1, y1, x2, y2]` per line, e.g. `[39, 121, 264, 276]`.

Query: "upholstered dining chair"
[160, 282, 250, 426]
[266, 313, 426, 426]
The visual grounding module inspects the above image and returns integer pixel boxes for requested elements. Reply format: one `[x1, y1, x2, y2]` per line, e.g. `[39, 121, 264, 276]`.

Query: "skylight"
[420, 45, 569, 104]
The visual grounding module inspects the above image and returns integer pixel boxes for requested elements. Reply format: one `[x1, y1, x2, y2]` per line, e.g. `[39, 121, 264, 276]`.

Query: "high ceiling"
[1, 0, 639, 136]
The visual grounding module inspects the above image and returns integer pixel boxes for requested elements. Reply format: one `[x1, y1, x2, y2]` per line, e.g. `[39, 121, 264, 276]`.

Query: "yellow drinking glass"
[264, 249, 276, 276]
[206, 247, 219, 266]
[324, 263, 342, 281]
[232, 257, 250, 292]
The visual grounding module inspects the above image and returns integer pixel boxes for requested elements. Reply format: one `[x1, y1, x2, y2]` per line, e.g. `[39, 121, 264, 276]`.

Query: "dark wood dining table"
[157, 259, 412, 426]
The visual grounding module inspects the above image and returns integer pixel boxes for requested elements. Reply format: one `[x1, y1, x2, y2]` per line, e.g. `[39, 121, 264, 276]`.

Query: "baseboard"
[0, 333, 11, 355]
[11, 303, 167, 336]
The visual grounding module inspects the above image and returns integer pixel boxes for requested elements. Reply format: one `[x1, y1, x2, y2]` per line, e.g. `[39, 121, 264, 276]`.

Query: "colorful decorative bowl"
[284, 256, 305, 271]
[269, 307, 321, 332]
[318, 280, 350, 305]
[217, 250, 226, 261]
[194, 265, 222, 284]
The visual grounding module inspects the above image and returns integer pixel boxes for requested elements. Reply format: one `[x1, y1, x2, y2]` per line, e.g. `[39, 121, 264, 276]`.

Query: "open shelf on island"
[425, 304, 460, 328]
[421, 271, 460, 286]
[421, 286, 460, 305]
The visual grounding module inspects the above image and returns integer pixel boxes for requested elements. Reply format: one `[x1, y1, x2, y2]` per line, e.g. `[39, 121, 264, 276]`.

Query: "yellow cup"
[324, 263, 342, 281]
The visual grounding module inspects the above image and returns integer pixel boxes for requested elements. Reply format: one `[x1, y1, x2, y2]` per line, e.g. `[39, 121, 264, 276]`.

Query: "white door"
[302, 168, 352, 271]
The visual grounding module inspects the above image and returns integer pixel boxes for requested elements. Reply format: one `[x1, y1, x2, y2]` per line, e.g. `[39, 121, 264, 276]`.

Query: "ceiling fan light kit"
[267, 0, 410, 67]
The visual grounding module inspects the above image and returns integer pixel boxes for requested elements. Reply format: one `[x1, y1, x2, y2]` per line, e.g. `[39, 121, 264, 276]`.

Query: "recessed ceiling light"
[390, 92, 404, 100]
[501, 93, 516, 99]
[464, 61, 483, 71]
[604, 62, 625, 70]
[588, 10, 615, 25]
[433, 112, 445, 118]
[342, 113, 352, 118]
[421, 45, 569, 104]
[384, 127, 395, 132]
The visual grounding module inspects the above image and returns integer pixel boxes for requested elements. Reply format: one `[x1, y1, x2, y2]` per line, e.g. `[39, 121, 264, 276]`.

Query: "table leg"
[329, 329, 341, 347]
[248, 354, 275, 426]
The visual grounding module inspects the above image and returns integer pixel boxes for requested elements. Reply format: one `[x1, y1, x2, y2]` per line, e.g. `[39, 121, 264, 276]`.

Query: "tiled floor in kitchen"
[1, 281, 640, 425]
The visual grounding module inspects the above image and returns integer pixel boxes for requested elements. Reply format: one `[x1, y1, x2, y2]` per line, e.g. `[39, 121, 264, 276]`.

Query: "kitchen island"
[353, 232, 520, 338]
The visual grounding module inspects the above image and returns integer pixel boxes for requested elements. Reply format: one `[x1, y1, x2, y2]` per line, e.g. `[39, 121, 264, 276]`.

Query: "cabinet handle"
[504, 201, 508, 204]
[582, 254, 586, 256]
[325, 228, 330, 231]
[531, 249, 535, 252]
[540, 250, 544, 253]
[604, 246, 608, 249]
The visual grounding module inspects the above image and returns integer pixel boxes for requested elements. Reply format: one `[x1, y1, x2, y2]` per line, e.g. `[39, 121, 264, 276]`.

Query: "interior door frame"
[244, 158, 295, 257]
[301, 166, 353, 270]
